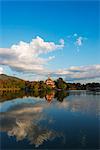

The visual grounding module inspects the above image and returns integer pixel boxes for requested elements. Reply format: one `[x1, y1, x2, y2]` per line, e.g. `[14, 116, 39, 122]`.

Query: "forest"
[0, 74, 100, 91]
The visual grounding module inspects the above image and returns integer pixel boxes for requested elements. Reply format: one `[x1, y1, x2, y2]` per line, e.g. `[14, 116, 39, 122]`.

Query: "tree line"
[0, 75, 100, 91]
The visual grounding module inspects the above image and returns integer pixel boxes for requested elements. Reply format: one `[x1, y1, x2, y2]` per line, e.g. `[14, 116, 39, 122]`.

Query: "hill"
[0, 74, 25, 89]
[0, 74, 24, 81]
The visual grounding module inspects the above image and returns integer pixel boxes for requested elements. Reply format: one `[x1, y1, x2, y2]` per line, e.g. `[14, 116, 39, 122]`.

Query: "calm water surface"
[0, 90, 100, 149]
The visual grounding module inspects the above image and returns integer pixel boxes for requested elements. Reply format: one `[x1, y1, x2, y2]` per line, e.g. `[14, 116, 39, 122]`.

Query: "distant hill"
[0, 74, 24, 81]
[0, 74, 25, 89]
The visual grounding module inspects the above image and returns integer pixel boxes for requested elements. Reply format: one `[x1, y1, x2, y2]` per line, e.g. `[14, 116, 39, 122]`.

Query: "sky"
[0, 0, 100, 82]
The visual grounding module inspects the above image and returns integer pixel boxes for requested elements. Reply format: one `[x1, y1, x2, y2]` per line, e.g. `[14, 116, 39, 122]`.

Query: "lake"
[0, 90, 100, 149]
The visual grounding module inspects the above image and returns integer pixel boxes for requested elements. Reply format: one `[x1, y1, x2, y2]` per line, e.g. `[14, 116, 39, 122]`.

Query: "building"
[45, 77, 55, 88]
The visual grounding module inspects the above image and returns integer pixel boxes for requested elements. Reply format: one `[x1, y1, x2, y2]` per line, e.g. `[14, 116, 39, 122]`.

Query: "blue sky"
[0, 0, 100, 82]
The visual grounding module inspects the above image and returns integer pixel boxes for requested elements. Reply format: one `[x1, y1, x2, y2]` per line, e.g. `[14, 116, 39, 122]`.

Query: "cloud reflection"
[0, 102, 64, 147]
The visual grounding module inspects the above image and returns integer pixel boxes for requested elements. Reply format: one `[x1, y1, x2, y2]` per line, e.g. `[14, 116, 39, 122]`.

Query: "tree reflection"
[55, 91, 69, 102]
[0, 90, 69, 102]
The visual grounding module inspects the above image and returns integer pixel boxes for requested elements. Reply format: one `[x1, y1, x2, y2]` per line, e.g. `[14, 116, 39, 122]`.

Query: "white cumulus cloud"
[0, 36, 64, 74]
[0, 67, 3, 74]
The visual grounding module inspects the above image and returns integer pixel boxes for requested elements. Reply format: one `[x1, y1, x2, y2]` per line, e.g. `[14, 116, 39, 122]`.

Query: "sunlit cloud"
[0, 67, 4, 74]
[0, 36, 64, 74]
[0, 34, 98, 82]
[51, 64, 100, 81]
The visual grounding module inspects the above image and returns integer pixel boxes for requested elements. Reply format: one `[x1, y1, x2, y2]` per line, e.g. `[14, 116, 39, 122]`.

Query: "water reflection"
[0, 90, 99, 149]
[45, 91, 55, 102]
[0, 90, 69, 102]
[0, 102, 64, 147]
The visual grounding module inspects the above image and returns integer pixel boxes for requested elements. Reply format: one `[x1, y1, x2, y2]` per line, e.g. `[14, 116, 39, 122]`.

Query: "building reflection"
[45, 91, 55, 102]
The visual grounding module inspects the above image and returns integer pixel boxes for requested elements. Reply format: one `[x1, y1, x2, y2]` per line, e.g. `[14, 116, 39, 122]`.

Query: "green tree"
[55, 78, 67, 90]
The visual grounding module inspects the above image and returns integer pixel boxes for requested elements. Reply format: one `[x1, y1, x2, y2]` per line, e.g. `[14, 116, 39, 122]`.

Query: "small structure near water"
[45, 77, 55, 88]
